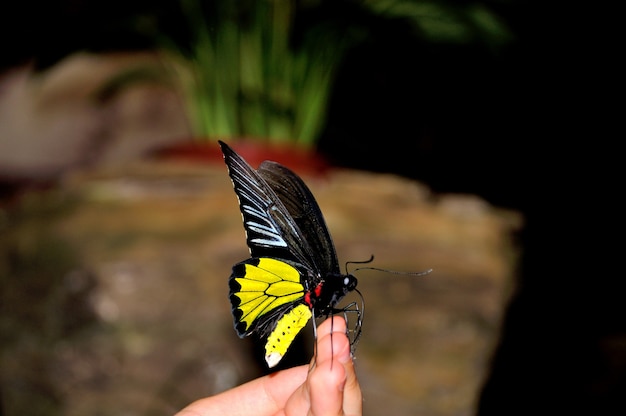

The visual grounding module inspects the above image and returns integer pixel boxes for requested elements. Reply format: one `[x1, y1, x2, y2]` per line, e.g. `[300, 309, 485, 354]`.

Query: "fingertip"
[316, 322, 350, 365]
[334, 327, 351, 365]
[317, 315, 347, 338]
[312, 319, 363, 415]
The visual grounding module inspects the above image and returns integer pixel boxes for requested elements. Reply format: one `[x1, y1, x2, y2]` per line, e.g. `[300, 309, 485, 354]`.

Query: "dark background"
[1, 1, 620, 414]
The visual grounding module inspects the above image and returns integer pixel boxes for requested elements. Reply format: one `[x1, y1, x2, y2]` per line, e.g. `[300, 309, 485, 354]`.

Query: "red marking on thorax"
[314, 283, 323, 297]
[304, 283, 324, 308]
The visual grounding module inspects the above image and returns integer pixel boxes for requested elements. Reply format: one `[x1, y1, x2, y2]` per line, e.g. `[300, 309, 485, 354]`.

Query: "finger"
[315, 316, 348, 364]
[339, 347, 362, 416]
[176, 365, 308, 416]
[283, 317, 348, 416]
[308, 328, 350, 415]
[315, 316, 362, 416]
[317, 315, 348, 338]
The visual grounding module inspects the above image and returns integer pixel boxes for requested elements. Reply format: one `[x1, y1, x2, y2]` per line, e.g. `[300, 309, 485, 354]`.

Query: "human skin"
[175, 316, 362, 416]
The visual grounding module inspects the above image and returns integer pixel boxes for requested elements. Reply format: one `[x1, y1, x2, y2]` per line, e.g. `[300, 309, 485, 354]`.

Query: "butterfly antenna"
[352, 266, 433, 276]
[345, 255, 375, 274]
[346, 254, 432, 276]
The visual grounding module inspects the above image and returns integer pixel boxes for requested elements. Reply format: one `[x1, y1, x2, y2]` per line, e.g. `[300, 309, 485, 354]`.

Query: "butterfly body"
[219, 141, 362, 368]
[304, 273, 358, 315]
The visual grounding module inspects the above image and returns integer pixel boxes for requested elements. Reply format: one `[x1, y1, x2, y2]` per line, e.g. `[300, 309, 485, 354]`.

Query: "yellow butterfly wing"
[229, 257, 312, 367]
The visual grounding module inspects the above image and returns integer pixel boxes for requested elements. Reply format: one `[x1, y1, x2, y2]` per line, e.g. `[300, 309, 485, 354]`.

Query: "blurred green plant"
[98, 0, 512, 148]
[165, 0, 355, 148]
[362, 0, 512, 47]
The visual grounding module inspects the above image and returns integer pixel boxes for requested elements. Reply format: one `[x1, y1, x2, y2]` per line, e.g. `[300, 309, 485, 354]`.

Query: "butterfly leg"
[331, 291, 365, 356]
[309, 308, 319, 371]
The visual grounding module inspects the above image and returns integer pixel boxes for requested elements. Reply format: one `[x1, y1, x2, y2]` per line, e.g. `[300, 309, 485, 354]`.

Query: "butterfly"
[219, 140, 363, 368]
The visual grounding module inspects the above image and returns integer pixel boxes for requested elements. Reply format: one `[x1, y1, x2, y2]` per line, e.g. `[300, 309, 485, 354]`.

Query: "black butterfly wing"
[220, 141, 362, 367]
[219, 141, 319, 273]
[257, 160, 340, 275]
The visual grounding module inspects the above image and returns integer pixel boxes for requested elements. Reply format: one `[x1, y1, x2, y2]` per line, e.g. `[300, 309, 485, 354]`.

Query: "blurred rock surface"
[1, 52, 521, 416]
[1, 160, 520, 416]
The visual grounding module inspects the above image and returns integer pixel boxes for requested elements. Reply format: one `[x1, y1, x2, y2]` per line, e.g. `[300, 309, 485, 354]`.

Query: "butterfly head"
[343, 274, 358, 292]
[311, 272, 358, 314]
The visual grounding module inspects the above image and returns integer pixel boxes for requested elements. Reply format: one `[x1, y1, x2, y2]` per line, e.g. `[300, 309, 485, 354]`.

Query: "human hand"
[175, 316, 362, 416]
